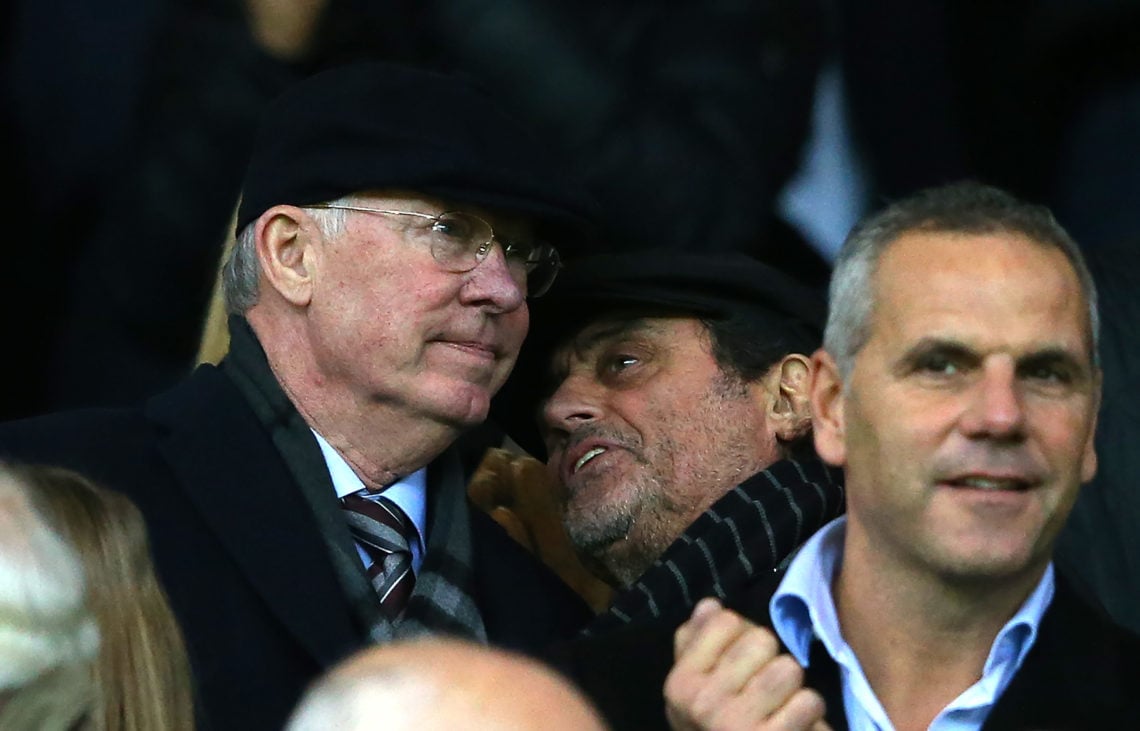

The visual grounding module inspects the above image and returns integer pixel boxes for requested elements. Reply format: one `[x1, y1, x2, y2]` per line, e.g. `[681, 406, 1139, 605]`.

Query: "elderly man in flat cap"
[0, 61, 598, 730]
[493, 251, 845, 643]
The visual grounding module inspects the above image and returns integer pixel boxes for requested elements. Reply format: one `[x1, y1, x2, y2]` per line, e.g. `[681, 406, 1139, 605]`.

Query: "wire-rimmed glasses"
[306, 204, 562, 297]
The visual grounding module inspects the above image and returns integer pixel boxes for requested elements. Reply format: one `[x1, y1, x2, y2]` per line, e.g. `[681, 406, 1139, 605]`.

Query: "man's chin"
[565, 510, 635, 557]
[415, 380, 494, 429]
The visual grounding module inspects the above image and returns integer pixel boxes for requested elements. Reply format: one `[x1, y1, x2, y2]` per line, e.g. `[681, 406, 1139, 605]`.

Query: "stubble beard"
[562, 457, 678, 589]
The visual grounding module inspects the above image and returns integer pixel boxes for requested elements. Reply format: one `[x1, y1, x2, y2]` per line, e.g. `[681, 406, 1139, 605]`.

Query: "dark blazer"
[548, 569, 1140, 731]
[0, 365, 591, 731]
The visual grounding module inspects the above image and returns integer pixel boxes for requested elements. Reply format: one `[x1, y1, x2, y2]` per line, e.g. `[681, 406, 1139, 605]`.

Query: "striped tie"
[341, 490, 416, 619]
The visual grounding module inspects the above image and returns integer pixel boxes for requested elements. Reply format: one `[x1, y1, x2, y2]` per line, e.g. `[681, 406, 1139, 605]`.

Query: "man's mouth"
[945, 475, 1032, 491]
[574, 447, 608, 474]
[436, 340, 497, 360]
[558, 438, 624, 484]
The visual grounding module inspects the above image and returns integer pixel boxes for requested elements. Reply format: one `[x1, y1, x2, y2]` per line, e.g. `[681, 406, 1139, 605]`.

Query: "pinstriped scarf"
[378, 448, 486, 643]
[583, 457, 845, 637]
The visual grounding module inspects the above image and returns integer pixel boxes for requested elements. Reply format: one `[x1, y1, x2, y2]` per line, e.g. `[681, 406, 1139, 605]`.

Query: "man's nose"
[459, 245, 526, 312]
[960, 359, 1026, 440]
[540, 375, 606, 447]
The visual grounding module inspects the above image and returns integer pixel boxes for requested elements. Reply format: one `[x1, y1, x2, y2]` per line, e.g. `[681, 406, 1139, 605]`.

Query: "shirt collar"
[310, 429, 428, 552]
[771, 516, 1054, 669]
[770, 515, 1055, 726]
[770, 515, 849, 666]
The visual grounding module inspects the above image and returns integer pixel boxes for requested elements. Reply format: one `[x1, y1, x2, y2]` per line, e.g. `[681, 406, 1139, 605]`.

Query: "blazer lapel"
[146, 367, 359, 668]
[984, 576, 1137, 729]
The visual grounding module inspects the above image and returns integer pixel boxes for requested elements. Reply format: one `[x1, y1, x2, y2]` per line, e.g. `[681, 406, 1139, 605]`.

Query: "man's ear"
[809, 349, 847, 467]
[1080, 369, 1103, 484]
[254, 205, 317, 307]
[767, 354, 813, 444]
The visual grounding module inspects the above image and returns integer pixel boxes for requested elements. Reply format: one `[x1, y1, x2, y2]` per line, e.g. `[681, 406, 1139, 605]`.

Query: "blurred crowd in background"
[3, 0, 1137, 418]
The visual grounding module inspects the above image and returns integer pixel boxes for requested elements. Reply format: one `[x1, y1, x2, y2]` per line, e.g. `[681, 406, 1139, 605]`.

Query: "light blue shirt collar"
[311, 430, 427, 571]
[770, 516, 1054, 731]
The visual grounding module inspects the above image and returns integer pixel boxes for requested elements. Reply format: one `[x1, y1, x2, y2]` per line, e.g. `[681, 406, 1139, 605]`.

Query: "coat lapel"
[146, 366, 359, 668]
[983, 575, 1140, 729]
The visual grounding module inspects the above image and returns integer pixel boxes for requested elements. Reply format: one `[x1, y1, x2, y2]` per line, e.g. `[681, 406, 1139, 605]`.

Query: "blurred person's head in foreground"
[0, 463, 99, 731]
[285, 637, 608, 731]
[19, 463, 196, 731]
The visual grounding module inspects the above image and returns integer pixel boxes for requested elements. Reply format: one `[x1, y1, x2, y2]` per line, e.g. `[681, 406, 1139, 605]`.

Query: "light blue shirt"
[770, 516, 1054, 731]
[312, 430, 427, 572]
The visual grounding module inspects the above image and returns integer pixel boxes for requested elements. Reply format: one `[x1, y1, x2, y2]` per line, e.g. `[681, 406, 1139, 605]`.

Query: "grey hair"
[824, 181, 1101, 382]
[221, 196, 353, 315]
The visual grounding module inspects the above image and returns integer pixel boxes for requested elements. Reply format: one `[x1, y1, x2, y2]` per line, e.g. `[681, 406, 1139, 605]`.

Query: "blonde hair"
[0, 465, 99, 730]
[18, 464, 196, 731]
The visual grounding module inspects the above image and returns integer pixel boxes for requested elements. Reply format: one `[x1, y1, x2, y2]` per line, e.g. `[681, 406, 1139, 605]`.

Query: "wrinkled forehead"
[871, 231, 1096, 358]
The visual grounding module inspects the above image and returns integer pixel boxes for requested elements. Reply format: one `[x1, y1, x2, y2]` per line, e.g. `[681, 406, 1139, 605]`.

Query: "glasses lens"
[429, 211, 560, 297]
[526, 244, 561, 298]
[430, 212, 492, 272]
[499, 240, 561, 298]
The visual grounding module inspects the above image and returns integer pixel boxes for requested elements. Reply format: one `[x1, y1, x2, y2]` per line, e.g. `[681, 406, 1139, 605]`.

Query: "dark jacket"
[0, 364, 591, 730]
[549, 569, 1140, 730]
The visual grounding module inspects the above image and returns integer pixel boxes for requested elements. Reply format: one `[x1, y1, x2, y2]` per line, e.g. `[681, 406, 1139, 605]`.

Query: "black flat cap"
[234, 61, 598, 245]
[492, 250, 828, 458]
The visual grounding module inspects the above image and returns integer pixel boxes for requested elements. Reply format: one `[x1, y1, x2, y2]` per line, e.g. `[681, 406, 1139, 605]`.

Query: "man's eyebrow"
[570, 318, 654, 354]
[1016, 347, 1093, 377]
[895, 337, 977, 368]
[542, 317, 656, 391]
[895, 337, 1093, 375]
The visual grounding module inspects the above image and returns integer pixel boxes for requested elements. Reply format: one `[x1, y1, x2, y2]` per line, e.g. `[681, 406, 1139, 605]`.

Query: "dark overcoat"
[0, 364, 590, 730]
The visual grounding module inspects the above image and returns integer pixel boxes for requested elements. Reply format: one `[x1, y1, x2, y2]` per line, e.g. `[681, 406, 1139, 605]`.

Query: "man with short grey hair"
[661, 181, 1139, 731]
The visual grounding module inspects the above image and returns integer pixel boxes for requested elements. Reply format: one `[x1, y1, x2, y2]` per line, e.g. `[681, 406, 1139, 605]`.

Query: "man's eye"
[431, 218, 472, 240]
[914, 353, 965, 377]
[605, 355, 639, 373]
[1025, 365, 1071, 384]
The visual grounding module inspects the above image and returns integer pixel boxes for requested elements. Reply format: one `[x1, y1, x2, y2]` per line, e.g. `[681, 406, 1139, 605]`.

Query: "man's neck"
[253, 317, 458, 490]
[834, 526, 1046, 731]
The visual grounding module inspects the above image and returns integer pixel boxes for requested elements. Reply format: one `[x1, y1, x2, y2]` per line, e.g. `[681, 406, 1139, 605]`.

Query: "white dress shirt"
[312, 430, 427, 572]
[770, 516, 1054, 731]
